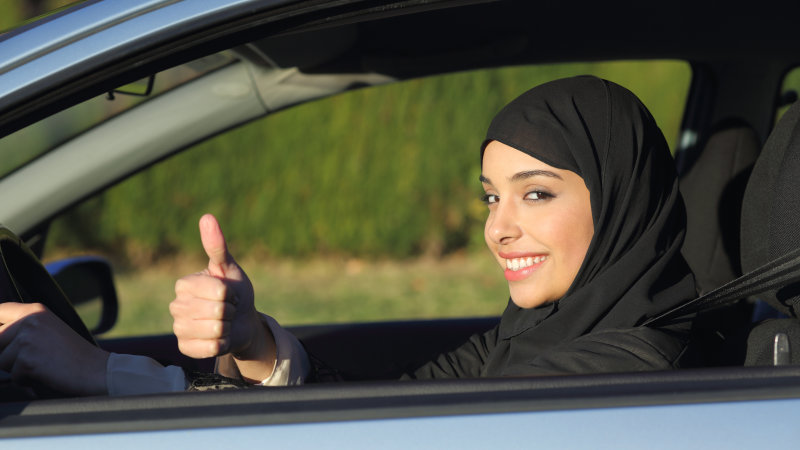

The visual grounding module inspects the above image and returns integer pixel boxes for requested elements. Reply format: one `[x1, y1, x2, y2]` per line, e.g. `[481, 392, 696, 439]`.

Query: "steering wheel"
[0, 226, 95, 345]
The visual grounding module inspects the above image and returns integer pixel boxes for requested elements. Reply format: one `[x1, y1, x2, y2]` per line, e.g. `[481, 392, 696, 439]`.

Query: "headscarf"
[479, 76, 696, 376]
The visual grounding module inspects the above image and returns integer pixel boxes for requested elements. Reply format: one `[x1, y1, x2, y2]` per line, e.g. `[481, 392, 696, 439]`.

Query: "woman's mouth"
[503, 255, 548, 281]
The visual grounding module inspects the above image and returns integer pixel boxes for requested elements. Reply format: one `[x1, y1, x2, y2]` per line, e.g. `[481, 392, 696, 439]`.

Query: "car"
[1, 0, 800, 447]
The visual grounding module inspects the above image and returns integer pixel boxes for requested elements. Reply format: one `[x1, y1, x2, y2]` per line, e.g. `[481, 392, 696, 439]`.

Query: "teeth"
[505, 256, 547, 271]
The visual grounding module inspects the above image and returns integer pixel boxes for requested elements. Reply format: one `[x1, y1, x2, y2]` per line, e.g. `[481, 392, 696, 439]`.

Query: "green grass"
[105, 252, 509, 337]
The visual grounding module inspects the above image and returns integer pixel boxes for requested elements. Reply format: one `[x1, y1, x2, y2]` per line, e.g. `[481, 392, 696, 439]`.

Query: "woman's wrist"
[231, 313, 277, 383]
[80, 346, 110, 396]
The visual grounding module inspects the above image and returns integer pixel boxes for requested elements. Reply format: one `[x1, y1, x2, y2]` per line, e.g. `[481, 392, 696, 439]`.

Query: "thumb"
[199, 214, 235, 278]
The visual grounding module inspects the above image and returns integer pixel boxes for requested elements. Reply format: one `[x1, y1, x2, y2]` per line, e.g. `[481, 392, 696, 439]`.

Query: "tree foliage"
[46, 59, 690, 264]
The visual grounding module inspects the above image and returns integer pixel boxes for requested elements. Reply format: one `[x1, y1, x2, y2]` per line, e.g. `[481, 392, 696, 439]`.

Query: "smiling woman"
[402, 76, 697, 378]
[481, 141, 594, 308]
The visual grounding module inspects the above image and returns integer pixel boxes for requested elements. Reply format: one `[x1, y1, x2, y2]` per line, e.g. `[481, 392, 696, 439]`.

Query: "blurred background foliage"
[0, 0, 78, 31]
[44, 60, 690, 265]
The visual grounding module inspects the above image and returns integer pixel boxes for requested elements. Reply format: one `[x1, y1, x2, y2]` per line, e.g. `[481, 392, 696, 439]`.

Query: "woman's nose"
[487, 202, 522, 244]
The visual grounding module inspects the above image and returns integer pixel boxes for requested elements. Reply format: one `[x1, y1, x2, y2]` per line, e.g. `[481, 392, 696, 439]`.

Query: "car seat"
[741, 101, 800, 366]
[680, 118, 760, 294]
[677, 119, 760, 366]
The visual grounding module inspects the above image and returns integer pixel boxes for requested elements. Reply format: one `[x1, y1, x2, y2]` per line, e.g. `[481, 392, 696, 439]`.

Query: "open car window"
[41, 57, 691, 337]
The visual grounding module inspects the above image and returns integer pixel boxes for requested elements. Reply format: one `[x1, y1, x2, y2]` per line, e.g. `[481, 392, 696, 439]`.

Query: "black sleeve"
[402, 325, 499, 379]
[504, 327, 688, 376]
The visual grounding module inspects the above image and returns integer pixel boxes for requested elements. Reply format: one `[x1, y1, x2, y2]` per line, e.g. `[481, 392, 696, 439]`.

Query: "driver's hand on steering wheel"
[0, 302, 109, 396]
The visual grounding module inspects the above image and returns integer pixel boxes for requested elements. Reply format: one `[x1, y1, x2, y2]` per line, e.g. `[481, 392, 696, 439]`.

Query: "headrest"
[741, 102, 800, 318]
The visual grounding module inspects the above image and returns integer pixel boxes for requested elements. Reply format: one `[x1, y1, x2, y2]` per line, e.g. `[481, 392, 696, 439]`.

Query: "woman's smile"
[500, 252, 549, 281]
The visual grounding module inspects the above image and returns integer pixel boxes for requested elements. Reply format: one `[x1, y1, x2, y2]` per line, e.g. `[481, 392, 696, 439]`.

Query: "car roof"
[2, 0, 799, 136]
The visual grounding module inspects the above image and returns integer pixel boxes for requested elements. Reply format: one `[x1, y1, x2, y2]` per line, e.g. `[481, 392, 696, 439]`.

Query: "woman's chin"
[508, 290, 552, 309]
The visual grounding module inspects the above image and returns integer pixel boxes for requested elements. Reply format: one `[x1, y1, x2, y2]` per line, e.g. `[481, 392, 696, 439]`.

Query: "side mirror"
[45, 256, 118, 335]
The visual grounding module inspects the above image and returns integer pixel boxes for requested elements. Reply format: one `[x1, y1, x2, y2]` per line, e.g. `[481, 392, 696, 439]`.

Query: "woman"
[0, 76, 696, 394]
[408, 76, 696, 377]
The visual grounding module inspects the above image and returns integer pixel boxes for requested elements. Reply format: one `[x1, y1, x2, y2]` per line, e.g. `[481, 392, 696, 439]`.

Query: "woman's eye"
[525, 191, 552, 201]
[481, 194, 499, 205]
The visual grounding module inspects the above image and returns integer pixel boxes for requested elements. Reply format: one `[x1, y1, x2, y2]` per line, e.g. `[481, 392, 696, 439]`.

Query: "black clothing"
[741, 92, 800, 365]
[409, 76, 696, 378]
[741, 98, 800, 319]
[410, 326, 687, 378]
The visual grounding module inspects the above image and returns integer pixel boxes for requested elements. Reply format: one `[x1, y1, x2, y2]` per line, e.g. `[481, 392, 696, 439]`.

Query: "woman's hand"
[171, 214, 276, 382]
[0, 302, 109, 396]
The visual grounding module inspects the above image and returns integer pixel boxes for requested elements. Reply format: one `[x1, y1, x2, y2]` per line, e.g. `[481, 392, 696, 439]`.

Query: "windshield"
[0, 52, 236, 180]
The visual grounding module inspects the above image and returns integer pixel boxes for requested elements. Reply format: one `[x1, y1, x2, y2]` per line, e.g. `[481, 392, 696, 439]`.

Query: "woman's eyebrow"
[510, 170, 562, 182]
[480, 170, 562, 185]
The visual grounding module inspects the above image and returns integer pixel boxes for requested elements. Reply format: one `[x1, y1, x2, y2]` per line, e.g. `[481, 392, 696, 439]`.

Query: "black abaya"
[410, 76, 696, 378]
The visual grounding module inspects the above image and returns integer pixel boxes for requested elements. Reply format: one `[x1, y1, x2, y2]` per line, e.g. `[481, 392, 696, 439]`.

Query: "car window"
[0, 52, 236, 180]
[777, 66, 800, 121]
[44, 59, 691, 337]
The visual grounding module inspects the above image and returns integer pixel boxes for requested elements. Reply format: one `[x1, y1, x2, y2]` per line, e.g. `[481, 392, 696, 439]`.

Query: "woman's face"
[481, 141, 594, 309]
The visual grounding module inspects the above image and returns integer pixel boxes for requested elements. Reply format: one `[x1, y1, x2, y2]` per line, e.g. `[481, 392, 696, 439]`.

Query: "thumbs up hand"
[171, 215, 273, 371]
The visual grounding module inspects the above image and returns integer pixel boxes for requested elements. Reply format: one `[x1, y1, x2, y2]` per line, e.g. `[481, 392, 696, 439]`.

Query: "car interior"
[2, 0, 800, 438]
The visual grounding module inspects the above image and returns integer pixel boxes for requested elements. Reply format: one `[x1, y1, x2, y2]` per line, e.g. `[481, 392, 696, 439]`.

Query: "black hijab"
[480, 76, 696, 376]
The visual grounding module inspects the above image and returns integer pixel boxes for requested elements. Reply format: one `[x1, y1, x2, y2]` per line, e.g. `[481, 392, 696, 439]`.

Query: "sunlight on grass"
[108, 253, 509, 337]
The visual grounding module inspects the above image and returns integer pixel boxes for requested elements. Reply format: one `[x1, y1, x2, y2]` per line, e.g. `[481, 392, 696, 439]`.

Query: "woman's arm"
[507, 327, 688, 376]
[216, 314, 309, 386]
[0, 302, 109, 396]
[403, 325, 498, 379]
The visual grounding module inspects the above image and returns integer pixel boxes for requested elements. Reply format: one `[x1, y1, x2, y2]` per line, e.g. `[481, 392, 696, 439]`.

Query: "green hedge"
[1, 1, 78, 32]
[48, 61, 691, 263]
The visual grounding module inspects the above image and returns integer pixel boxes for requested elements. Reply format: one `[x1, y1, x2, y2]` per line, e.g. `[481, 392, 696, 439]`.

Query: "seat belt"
[643, 246, 800, 327]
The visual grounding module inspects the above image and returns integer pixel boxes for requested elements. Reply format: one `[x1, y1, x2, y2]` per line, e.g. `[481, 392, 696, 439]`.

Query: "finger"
[0, 302, 19, 328]
[172, 318, 231, 340]
[0, 315, 39, 377]
[169, 297, 235, 321]
[0, 304, 48, 363]
[0, 302, 44, 326]
[177, 338, 229, 359]
[174, 274, 228, 302]
[199, 214, 232, 278]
